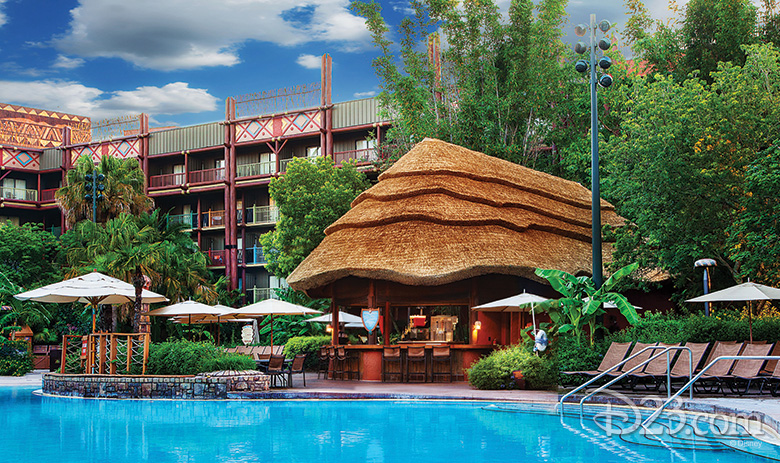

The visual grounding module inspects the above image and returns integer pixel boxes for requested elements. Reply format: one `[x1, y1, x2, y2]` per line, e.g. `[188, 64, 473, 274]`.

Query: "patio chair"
[693, 342, 744, 394]
[562, 342, 632, 380]
[287, 354, 307, 387]
[266, 355, 288, 388]
[661, 342, 710, 391]
[235, 346, 252, 356]
[317, 346, 329, 379]
[719, 342, 774, 395]
[626, 342, 680, 391]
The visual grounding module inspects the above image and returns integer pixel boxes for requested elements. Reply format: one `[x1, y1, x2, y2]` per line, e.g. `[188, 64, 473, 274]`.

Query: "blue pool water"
[0, 387, 776, 463]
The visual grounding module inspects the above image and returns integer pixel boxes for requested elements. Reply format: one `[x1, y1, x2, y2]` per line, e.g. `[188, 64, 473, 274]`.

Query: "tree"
[59, 212, 216, 331]
[603, 43, 780, 295]
[534, 263, 640, 346]
[352, 0, 581, 176]
[260, 157, 370, 278]
[0, 222, 61, 288]
[56, 155, 153, 226]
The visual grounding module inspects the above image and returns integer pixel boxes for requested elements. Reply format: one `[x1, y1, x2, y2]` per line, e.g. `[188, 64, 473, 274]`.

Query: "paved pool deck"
[8, 370, 780, 426]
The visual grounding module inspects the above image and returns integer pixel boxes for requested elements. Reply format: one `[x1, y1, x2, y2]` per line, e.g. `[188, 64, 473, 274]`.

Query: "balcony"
[206, 249, 226, 267]
[150, 172, 185, 188]
[245, 287, 281, 303]
[189, 167, 225, 184]
[243, 205, 279, 226]
[279, 156, 318, 172]
[334, 148, 377, 166]
[1, 187, 37, 201]
[237, 161, 275, 178]
[167, 212, 197, 229]
[243, 246, 266, 265]
[40, 188, 58, 202]
[201, 210, 225, 228]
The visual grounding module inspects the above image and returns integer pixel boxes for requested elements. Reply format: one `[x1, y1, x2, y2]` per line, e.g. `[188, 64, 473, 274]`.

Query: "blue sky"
[0, 0, 676, 128]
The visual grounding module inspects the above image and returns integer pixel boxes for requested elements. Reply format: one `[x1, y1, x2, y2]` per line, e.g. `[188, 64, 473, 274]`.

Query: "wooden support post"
[330, 299, 338, 346]
[142, 333, 149, 375]
[383, 301, 391, 346]
[109, 335, 118, 375]
[99, 334, 107, 374]
[60, 337, 68, 374]
[126, 335, 132, 374]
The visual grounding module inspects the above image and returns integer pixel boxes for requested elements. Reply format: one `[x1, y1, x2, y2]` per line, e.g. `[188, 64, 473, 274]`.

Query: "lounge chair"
[626, 342, 680, 391]
[287, 354, 307, 387]
[720, 343, 774, 395]
[694, 342, 744, 394]
[562, 342, 632, 379]
[606, 342, 658, 387]
[662, 342, 710, 391]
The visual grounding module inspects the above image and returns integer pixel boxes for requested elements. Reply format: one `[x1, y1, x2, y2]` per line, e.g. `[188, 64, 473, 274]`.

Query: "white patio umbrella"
[147, 300, 232, 324]
[306, 311, 363, 324]
[472, 292, 551, 348]
[687, 282, 780, 342]
[228, 299, 322, 348]
[14, 271, 168, 332]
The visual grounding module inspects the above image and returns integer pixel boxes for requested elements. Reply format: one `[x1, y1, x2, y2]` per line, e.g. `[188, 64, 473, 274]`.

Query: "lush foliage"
[146, 340, 253, 375]
[0, 271, 54, 341]
[0, 338, 34, 376]
[352, 0, 585, 176]
[533, 263, 640, 345]
[59, 211, 216, 331]
[0, 222, 61, 288]
[467, 345, 558, 390]
[260, 156, 369, 278]
[56, 155, 153, 226]
[284, 335, 331, 370]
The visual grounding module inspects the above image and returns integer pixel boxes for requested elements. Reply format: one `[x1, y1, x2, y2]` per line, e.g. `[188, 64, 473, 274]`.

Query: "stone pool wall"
[42, 372, 270, 399]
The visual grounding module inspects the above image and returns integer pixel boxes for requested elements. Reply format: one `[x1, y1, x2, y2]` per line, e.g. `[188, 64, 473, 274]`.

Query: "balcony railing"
[201, 210, 225, 228]
[279, 156, 319, 172]
[167, 212, 197, 229]
[189, 167, 225, 184]
[206, 249, 226, 267]
[150, 172, 185, 188]
[1, 187, 37, 201]
[40, 188, 58, 202]
[243, 205, 279, 226]
[243, 246, 266, 265]
[334, 148, 377, 165]
[237, 161, 275, 178]
[245, 287, 281, 303]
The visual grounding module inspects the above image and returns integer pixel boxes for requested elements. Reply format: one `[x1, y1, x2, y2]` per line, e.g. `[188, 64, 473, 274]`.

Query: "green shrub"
[467, 345, 558, 390]
[146, 340, 252, 375]
[285, 335, 331, 370]
[0, 338, 33, 376]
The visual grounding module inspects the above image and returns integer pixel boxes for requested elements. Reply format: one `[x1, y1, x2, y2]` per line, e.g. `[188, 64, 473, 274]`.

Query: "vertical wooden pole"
[126, 335, 132, 374]
[330, 298, 338, 346]
[140, 114, 149, 195]
[60, 337, 68, 374]
[109, 335, 117, 375]
[383, 301, 391, 346]
[142, 333, 150, 375]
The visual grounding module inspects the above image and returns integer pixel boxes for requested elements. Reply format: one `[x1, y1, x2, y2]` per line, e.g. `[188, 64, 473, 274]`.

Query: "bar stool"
[431, 346, 452, 382]
[328, 346, 343, 380]
[336, 346, 358, 380]
[382, 347, 402, 382]
[405, 346, 427, 382]
[317, 346, 329, 379]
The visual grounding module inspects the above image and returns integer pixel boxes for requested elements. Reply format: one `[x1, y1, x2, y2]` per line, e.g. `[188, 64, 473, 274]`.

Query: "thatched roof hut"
[288, 138, 622, 300]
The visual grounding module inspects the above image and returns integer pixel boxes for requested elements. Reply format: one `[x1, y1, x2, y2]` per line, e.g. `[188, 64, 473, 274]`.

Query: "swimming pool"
[0, 387, 776, 462]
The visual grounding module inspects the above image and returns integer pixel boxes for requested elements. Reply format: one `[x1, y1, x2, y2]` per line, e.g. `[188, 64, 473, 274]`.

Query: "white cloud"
[53, 55, 85, 69]
[353, 91, 375, 98]
[54, 0, 371, 71]
[296, 54, 322, 69]
[0, 0, 6, 28]
[0, 80, 217, 119]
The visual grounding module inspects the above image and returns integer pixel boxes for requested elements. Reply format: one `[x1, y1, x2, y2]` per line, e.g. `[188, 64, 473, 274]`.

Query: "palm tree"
[56, 155, 153, 226]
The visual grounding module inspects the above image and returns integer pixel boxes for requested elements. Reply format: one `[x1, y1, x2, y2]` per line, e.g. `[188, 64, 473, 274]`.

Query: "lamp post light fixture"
[574, 15, 614, 289]
[84, 170, 106, 223]
[694, 258, 717, 316]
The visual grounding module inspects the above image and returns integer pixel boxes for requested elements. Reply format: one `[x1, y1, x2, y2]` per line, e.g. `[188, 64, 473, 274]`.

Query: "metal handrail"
[641, 355, 780, 428]
[558, 345, 689, 415]
[578, 346, 693, 416]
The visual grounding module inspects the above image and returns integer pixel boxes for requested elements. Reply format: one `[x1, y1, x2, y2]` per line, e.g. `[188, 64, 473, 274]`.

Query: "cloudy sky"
[0, 0, 677, 127]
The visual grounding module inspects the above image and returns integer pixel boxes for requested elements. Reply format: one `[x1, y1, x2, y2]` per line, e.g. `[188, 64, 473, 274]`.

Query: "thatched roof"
[288, 138, 623, 293]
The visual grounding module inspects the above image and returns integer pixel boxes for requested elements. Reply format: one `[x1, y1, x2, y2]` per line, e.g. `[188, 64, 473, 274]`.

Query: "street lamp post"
[694, 258, 717, 316]
[84, 171, 105, 223]
[574, 15, 614, 289]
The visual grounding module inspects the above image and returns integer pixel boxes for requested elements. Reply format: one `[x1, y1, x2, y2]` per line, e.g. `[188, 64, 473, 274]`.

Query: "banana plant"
[533, 262, 640, 346]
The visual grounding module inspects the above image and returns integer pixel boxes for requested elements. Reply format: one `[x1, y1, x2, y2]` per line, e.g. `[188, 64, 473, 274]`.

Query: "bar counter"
[341, 344, 494, 382]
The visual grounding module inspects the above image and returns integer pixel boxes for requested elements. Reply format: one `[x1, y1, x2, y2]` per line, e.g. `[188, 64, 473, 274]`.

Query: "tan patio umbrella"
[687, 281, 780, 342]
[228, 299, 322, 348]
[14, 271, 168, 332]
[147, 300, 232, 324]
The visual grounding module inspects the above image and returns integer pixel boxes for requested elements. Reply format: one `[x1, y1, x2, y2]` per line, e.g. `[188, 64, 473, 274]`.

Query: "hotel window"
[306, 146, 320, 157]
[356, 139, 377, 161]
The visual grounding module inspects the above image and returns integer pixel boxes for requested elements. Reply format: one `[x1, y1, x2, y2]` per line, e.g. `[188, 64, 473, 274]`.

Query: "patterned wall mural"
[71, 139, 141, 163]
[0, 147, 40, 170]
[0, 104, 90, 148]
[236, 110, 322, 143]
